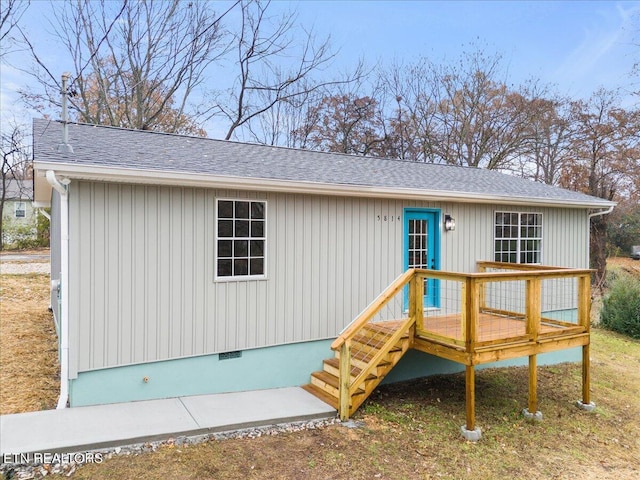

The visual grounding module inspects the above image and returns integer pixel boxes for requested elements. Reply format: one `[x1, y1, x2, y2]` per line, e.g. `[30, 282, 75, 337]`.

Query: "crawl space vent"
[219, 351, 242, 361]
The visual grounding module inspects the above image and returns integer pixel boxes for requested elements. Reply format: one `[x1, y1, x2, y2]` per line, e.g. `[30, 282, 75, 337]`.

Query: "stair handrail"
[348, 314, 416, 397]
[331, 268, 416, 351]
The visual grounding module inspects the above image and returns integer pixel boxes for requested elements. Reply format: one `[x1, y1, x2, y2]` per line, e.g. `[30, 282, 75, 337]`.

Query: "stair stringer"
[346, 326, 413, 416]
[303, 320, 415, 419]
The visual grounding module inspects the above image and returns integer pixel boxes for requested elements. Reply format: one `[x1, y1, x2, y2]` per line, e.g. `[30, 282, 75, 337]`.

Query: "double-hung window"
[216, 199, 266, 279]
[494, 212, 542, 264]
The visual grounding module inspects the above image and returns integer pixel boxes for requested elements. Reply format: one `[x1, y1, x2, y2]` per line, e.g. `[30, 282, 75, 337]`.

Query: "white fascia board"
[33, 161, 616, 209]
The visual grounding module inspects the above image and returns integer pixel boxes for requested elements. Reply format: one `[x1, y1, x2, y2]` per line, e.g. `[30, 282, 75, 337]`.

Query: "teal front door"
[404, 209, 440, 308]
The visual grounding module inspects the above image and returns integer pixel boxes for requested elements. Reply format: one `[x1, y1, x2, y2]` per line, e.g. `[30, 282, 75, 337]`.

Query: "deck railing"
[331, 269, 418, 417]
[413, 262, 592, 350]
[331, 262, 593, 427]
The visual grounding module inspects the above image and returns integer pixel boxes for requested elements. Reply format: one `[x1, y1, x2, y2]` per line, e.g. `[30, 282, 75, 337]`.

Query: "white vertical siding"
[68, 181, 590, 372]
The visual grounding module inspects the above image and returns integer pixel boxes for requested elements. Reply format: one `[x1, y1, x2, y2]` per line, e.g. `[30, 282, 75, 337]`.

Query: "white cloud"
[553, 2, 640, 96]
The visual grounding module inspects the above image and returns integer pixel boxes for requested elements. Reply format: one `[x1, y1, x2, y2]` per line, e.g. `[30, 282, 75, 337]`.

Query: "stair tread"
[305, 319, 414, 419]
[324, 358, 378, 381]
[352, 333, 391, 349]
[311, 370, 365, 394]
[350, 348, 393, 364]
[302, 384, 338, 410]
[363, 321, 411, 336]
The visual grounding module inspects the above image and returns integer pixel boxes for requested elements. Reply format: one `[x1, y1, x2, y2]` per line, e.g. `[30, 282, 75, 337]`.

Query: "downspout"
[46, 170, 70, 409]
[36, 208, 51, 221]
[586, 205, 615, 269]
[588, 205, 614, 221]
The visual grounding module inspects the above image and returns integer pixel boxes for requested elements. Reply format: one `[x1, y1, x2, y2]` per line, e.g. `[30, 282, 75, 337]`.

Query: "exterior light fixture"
[444, 214, 456, 231]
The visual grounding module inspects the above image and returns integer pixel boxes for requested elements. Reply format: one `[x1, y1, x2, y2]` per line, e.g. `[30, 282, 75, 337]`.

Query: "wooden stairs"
[303, 320, 413, 417]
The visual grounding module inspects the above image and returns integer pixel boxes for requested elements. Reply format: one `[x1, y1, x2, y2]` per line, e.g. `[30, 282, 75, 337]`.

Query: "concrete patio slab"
[0, 387, 336, 457]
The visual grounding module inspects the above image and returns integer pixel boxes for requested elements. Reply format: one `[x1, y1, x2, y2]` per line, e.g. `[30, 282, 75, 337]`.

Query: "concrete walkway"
[0, 387, 336, 456]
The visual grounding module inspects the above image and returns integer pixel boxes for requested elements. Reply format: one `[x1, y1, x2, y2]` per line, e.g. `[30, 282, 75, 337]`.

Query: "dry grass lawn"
[0, 274, 59, 414]
[0, 260, 639, 479]
[62, 329, 640, 480]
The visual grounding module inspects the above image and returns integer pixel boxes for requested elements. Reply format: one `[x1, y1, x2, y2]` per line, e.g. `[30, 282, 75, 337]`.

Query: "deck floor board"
[419, 312, 567, 343]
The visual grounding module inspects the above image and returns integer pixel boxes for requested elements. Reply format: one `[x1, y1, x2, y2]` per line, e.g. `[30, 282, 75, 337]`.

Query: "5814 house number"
[377, 215, 401, 222]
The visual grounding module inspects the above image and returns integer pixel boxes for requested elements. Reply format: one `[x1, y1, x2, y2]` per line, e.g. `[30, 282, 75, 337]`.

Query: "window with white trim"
[14, 202, 26, 218]
[494, 212, 542, 264]
[216, 199, 266, 279]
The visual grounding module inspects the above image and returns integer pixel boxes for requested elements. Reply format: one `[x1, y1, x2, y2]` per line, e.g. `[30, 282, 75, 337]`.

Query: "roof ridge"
[31, 118, 615, 208]
[32, 118, 478, 172]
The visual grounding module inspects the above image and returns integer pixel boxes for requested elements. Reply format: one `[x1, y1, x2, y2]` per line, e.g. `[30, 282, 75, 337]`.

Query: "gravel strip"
[0, 417, 340, 479]
[0, 263, 50, 275]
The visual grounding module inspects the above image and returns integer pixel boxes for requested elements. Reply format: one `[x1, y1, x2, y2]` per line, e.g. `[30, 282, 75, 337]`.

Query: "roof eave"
[33, 161, 616, 209]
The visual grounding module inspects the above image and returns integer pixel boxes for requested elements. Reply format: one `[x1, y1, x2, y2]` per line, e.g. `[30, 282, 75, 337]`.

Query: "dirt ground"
[52, 329, 640, 480]
[607, 256, 640, 277]
[1, 256, 639, 479]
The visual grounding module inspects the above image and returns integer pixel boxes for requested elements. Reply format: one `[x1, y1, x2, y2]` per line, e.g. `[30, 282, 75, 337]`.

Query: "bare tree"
[381, 49, 537, 169]
[245, 83, 322, 147]
[1, 123, 31, 249]
[431, 50, 536, 170]
[631, 10, 640, 100]
[517, 96, 573, 185]
[19, 0, 228, 133]
[296, 92, 386, 155]
[211, 0, 361, 141]
[0, 0, 29, 59]
[381, 60, 441, 162]
[559, 88, 640, 286]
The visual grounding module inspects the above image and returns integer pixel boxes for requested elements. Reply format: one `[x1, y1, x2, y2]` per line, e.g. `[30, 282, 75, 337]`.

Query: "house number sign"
[377, 215, 401, 222]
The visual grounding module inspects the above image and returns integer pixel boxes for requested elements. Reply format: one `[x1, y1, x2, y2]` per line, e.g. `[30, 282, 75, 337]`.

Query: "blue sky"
[1, 0, 638, 137]
[283, 0, 639, 98]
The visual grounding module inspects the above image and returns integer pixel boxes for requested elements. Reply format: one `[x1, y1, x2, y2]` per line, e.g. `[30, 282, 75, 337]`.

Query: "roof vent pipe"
[57, 72, 74, 154]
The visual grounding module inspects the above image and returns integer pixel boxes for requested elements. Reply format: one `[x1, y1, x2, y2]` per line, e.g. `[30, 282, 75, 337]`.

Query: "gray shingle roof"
[33, 119, 613, 208]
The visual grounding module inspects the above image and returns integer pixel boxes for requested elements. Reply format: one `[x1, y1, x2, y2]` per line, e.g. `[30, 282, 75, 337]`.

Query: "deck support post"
[461, 365, 481, 441]
[576, 274, 595, 412]
[576, 343, 596, 411]
[339, 340, 351, 421]
[523, 354, 543, 421]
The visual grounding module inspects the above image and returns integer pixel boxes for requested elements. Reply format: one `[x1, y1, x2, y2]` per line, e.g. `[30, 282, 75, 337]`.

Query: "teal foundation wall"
[69, 338, 583, 407]
[69, 340, 332, 407]
[543, 309, 579, 322]
[382, 347, 582, 385]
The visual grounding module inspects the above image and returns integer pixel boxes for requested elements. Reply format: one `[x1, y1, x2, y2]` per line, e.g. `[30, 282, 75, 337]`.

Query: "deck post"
[577, 343, 595, 411]
[461, 277, 481, 441]
[523, 278, 543, 421]
[339, 340, 351, 421]
[409, 272, 424, 332]
[461, 365, 481, 441]
[477, 263, 487, 311]
[582, 343, 591, 404]
[525, 278, 541, 339]
[523, 354, 542, 421]
[576, 274, 595, 412]
[416, 273, 424, 331]
[465, 365, 475, 430]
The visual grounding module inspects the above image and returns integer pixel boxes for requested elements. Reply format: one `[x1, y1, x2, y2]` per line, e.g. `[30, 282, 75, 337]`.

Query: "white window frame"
[14, 201, 27, 218]
[214, 198, 267, 281]
[494, 211, 543, 264]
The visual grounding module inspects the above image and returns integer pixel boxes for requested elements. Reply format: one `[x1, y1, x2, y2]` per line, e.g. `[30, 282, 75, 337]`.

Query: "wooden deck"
[423, 309, 586, 341]
[424, 312, 565, 342]
[319, 263, 595, 439]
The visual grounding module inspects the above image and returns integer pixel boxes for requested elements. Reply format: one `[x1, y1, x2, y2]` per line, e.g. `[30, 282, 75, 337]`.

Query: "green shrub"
[600, 272, 640, 339]
[1, 213, 50, 250]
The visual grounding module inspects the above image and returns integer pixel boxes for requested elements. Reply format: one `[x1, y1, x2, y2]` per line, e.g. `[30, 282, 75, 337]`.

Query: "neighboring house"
[1, 178, 35, 246]
[33, 119, 615, 411]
